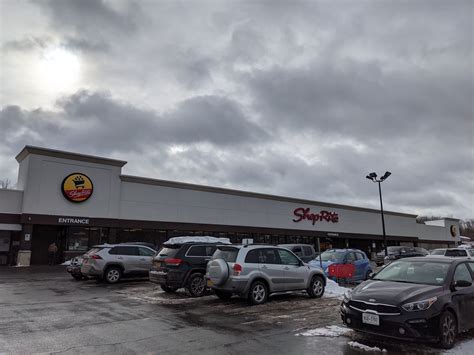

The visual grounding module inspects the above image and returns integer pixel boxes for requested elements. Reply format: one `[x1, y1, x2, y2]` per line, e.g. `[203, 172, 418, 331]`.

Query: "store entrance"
[31, 225, 64, 265]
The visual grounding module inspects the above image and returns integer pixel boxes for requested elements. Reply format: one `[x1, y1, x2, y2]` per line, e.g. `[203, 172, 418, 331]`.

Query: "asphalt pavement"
[0, 266, 472, 354]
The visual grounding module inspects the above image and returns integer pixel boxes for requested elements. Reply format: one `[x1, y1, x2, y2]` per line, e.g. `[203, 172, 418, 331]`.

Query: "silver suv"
[81, 244, 156, 283]
[206, 245, 326, 305]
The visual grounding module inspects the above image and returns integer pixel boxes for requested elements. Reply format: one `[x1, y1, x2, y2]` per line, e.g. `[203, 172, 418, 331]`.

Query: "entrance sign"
[61, 173, 93, 203]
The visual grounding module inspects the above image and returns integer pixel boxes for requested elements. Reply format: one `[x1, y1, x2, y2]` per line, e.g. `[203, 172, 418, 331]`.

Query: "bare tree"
[0, 179, 11, 189]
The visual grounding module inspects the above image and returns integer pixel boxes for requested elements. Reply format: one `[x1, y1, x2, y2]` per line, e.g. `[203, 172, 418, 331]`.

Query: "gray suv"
[81, 244, 156, 283]
[278, 244, 317, 262]
[206, 245, 326, 305]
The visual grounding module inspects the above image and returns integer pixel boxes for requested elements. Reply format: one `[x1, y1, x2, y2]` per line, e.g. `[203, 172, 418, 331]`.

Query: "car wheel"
[439, 311, 457, 349]
[104, 266, 122, 284]
[161, 285, 177, 293]
[214, 290, 232, 300]
[248, 281, 268, 305]
[307, 275, 325, 298]
[186, 273, 206, 297]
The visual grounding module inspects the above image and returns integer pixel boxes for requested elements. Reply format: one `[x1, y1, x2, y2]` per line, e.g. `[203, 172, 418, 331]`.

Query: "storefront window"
[67, 227, 89, 251]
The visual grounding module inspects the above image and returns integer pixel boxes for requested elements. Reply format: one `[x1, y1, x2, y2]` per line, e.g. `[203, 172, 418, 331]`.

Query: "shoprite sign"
[61, 173, 93, 203]
[293, 207, 339, 225]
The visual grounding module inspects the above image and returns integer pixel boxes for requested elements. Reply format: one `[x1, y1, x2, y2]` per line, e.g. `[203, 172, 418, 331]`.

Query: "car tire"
[214, 290, 232, 300]
[186, 273, 206, 297]
[438, 311, 457, 349]
[307, 275, 325, 298]
[248, 280, 268, 305]
[104, 266, 122, 284]
[161, 285, 177, 293]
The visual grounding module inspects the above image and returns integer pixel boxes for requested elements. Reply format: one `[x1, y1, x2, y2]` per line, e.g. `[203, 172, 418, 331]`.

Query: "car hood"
[352, 280, 443, 305]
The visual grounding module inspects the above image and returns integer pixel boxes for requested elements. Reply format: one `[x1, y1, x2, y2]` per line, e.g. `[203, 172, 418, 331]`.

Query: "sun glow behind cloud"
[36, 47, 81, 94]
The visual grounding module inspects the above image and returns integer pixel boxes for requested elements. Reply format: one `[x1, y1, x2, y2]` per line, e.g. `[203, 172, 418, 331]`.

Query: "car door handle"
[284, 267, 290, 270]
[140, 258, 146, 261]
[117, 257, 123, 260]
[261, 265, 268, 269]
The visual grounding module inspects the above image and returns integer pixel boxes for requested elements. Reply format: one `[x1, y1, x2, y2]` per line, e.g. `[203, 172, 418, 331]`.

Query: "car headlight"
[343, 290, 352, 303]
[402, 297, 437, 312]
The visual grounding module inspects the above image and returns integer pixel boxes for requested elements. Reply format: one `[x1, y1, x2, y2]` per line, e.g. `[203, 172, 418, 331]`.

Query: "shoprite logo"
[61, 173, 93, 203]
[293, 207, 339, 225]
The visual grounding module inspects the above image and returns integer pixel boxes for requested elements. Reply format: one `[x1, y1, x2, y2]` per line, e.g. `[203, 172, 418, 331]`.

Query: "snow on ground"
[61, 260, 71, 266]
[348, 341, 387, 352]
[324, 278, 350, 299]
[444, 339, 474, 355]
[296, 325, 352, 337]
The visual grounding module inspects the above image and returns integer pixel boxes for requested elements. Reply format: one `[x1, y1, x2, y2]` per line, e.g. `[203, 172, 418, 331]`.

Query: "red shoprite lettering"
[293, 208, 339, 225]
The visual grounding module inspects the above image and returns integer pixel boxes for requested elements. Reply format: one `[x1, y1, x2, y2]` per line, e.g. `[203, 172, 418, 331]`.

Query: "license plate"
[206, 279, 213, 287]
[362, 313, 380, 326]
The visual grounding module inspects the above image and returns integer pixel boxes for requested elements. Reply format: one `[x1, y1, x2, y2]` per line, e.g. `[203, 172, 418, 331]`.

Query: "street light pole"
[366, 171, 391, 258]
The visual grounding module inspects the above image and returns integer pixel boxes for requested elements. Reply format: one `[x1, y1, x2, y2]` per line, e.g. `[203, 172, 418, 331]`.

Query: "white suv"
[206, 244, 326, 305]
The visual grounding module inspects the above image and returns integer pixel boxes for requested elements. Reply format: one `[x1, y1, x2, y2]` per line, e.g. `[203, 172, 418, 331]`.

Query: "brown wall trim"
[0, 213, 21, 224]
[120, 175, 417, 218]
[15, 145, 127, 167]
[20, 213, 418, 242]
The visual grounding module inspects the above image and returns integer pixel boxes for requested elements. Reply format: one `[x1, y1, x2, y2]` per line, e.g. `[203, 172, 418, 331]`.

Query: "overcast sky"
[1, 0, 472, 219]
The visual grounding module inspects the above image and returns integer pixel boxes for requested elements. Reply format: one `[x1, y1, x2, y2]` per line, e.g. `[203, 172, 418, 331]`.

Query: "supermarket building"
[0, 146, 460, 266]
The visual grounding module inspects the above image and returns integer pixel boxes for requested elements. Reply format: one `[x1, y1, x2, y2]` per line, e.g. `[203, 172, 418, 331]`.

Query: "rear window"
[431, 249, 446, 255]
[445, 249, 468, 257]
[157, 246, 180, 258]
[86, 248, 103, 255]
[302, 246, 313, 256]
[186, 245, 216, 257]
[109, 246, 138, 256]
[212, 247, 238, 262]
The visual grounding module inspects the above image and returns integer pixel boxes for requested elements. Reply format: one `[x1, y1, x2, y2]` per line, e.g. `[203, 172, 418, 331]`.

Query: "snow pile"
[348, 341, 387, 352]
[61, 260, 72, 266]
[296, 325, 352, 337]
[165, 236, 231, 245]
[324, 278, 350, 299]
[444, 339, 474, 354]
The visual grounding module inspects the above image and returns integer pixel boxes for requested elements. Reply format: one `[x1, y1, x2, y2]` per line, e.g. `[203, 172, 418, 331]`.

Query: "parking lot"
[0, 266, 472, 354]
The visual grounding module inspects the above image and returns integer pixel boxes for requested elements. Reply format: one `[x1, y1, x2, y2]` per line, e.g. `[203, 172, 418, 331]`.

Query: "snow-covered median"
[296, 325, 352, 337]
[324, 278, 350, 299]
[348, 341, 387, 352]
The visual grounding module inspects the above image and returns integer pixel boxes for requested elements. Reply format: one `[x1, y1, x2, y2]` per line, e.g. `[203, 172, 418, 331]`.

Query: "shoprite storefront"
[0, 146, 461, 266]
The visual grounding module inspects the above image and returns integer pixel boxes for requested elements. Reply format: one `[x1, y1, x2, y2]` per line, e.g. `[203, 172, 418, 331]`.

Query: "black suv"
[149, 239, 229, 297]
[375, 246, 428, 265]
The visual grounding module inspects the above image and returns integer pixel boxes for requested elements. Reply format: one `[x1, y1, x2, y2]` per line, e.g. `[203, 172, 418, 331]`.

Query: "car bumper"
[81, 265, 103, 277]
[208, 277, 249, 296]
[66, 266, 82, 276]
[340, 302, 439, 342]
[149, 269, 184, 288]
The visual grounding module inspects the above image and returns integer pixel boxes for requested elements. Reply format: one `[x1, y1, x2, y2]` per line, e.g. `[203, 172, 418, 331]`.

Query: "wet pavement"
[0, 266, 472, 354]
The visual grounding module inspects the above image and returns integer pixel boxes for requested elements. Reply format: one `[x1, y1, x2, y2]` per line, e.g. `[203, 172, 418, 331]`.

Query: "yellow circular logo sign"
[61, 173, 93, 203]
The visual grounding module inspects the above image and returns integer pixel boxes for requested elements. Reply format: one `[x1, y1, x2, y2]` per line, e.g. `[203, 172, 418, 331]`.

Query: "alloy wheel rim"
[313, 280, 323, 295]
[253, 284, 265, 302]
[442, 315, 455, 345]
[108, 270, 119, 282]
[191, 276, 205, 294]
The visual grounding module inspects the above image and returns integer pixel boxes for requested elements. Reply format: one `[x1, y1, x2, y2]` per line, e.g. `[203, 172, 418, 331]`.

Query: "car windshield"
[319, 250, 345, 262]
[373, 260, 450, 285]
[431, 249, 446, 255]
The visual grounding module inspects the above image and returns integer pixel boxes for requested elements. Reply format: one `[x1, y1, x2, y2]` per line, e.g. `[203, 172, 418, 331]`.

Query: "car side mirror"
[368, 272, 375, 279]
[454, 280, 472, 289]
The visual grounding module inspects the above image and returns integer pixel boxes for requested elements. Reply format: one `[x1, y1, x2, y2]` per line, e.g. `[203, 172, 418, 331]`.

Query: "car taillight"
[233, 263, 242, 276]
[90, 254, 102, 260]
[164, 258, 182, 266]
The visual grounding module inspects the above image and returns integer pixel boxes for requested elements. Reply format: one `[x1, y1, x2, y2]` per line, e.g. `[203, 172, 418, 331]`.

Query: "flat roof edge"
[15, 146, 127, 167]
[120, 174, 418, 218]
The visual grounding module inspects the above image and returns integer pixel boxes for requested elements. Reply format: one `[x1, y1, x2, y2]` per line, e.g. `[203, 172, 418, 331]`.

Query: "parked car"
[341, 257, 474, 349]
[81, 244, 157, 283]
[375, 246, 427, 265]
[277, 244, 317, 262]
[149, 236, 231, 297]
[66, 255, 85, 280]
[206, 244, 326, 305]
[431, 248, 472, 258]
[309, 249, 372, 281]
